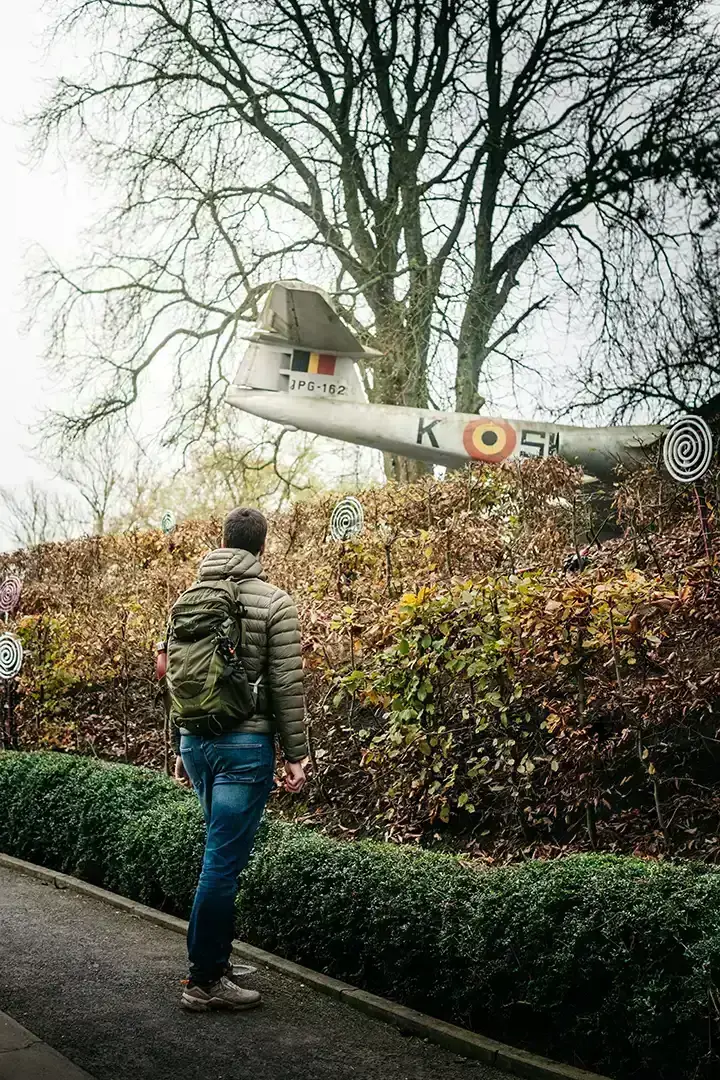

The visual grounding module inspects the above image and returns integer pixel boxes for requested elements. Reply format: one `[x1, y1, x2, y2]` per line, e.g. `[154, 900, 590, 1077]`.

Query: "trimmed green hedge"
[0, 751, 718, 1079]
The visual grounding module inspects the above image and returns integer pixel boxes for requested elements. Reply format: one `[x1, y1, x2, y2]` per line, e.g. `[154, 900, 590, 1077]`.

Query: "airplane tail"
[233, 281, 372, 403]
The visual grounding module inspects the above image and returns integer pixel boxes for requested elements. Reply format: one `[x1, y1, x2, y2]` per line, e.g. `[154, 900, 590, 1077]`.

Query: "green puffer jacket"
[178, 547, 307, 763]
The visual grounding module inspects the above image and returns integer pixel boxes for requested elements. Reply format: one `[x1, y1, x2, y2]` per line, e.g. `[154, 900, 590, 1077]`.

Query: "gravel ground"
[0, 865, 506, 1080]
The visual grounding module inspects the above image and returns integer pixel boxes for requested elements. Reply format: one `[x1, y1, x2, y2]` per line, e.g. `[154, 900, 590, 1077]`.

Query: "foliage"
[0, 750, 718, 1080]
[0, 751, 178, 886]
[3, 459, 720, 861]
[108, 414, 326, 531]
[1, 412, 329, 548]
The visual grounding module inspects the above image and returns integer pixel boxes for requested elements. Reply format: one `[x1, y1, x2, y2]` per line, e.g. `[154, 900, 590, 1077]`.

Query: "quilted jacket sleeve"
[267, 589, 307, 762]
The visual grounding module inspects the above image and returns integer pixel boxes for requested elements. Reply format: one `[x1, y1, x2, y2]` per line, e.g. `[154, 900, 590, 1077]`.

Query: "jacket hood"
[198, 548, 266, 582]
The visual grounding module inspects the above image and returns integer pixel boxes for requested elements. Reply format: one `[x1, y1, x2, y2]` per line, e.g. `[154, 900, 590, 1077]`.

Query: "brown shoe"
[181, 975, 261, 1012]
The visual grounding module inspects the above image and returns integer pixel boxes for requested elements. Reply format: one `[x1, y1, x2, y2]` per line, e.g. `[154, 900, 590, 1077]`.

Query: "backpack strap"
[211, 578, 264, 703]
[209, 577, 247, 647]
[212, 577, 265, 698]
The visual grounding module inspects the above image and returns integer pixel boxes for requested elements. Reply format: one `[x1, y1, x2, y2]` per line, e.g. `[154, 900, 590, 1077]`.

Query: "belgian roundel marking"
[462, 418, 518, 463]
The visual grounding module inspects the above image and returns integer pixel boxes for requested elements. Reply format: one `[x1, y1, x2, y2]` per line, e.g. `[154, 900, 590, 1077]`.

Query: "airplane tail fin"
[232, 281, 372, 403]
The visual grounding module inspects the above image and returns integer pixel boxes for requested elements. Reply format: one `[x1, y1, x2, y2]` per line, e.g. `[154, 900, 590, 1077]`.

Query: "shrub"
[0, 751, 180, 885]
[111, 797, 205, 911]
[1, 750, 719, 1079]
[4, 462, 720, 862]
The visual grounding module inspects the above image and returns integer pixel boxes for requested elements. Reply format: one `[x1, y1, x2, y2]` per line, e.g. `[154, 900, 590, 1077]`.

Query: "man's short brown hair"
[223, 508, 268, 554]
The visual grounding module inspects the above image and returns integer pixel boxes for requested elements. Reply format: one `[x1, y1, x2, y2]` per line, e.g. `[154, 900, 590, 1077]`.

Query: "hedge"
[10, 460, 720, 864]
[1, 751, 718, 1080]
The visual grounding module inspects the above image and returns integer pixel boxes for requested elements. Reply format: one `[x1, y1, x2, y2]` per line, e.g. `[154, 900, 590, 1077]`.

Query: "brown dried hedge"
[3, 458, 720, 863]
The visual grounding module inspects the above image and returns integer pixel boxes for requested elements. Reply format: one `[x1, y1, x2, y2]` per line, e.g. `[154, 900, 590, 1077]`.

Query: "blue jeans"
[180, 732, 275, 986]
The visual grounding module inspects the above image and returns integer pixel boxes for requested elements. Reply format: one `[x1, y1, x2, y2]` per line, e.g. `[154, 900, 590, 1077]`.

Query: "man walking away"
[166, 507, 307, 1012]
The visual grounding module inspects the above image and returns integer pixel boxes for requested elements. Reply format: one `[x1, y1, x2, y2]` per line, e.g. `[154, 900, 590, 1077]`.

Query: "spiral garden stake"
[662, 417, 713, 485]
[329, 497, 365, 603]
[0, 632, 23, 749]
[330, 496, 364, 542]
[0, 579, 23, 746]
[161, 510, 176, 535]
[0, 575, 22, 623]
[662, 416, 715, 575]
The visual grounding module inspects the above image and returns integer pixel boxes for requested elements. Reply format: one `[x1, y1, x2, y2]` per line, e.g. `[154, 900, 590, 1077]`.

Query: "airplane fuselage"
[226, 281, 667, 484]
[226, 386, 665, 483]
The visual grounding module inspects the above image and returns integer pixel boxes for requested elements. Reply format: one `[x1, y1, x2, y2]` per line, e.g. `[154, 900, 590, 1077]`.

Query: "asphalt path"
[0, 865, 505, 1080]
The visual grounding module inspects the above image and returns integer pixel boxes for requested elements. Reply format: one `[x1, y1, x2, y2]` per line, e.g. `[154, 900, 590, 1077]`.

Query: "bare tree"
[51, 421, 126, 535]
[33, 0, 720, 479]
[0, 482, 81, 549]
[574, 235, 720, 423]
[113, 410, 324, 527]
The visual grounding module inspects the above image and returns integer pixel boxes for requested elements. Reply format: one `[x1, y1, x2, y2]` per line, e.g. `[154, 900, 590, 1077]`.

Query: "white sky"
[0, 2, 100, 538]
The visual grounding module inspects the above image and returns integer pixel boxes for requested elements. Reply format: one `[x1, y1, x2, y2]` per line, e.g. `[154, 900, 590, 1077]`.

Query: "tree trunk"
[381, 452, 431, 483]
[371, 308, 433, 482]
[455, 296, 494, 415]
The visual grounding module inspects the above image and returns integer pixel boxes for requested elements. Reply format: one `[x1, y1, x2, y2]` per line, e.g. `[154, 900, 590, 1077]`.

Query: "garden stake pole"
[573, 612, 596, 850]
[384, 538, 393, 595]
[7, 678, 12, 749]
[379, 520, 396, 597]
[166, 537, 171, 613]
[163, 708, 170, 776]
[8, 678, 16, 749]
[337, 540, 346, 600]
[159, 510, 177, 771]
[305, 713, 330, 806]
[0, 680, 7, 750]
[570, 493, 584, 573]
[693, 483, 713, 592]
[607, 606, 623, 695]
[611, 603, 670, 849]
[0, 613, 5, 750]
[119, 608, 130, 763]
[0, 625, 23, 748]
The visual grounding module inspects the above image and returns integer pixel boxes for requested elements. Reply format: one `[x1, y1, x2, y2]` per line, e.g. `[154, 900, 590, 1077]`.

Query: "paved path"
[0, 1009, 94, 1079]
[0, 865, 504, 1080]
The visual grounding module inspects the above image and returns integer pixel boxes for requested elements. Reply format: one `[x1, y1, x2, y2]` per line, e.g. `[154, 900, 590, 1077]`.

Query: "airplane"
[226, 280, 704, 485]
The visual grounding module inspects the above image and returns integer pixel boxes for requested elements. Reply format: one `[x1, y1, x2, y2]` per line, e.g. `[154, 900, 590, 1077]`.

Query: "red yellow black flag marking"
[291, 350, 337, 375]
[462, 418, 518, 462]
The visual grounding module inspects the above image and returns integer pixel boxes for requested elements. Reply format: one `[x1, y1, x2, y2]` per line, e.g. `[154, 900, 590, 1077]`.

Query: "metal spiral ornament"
[662, 416, 714, 484]
[0, 576, 22, 614]
[161, 510, 176, 535]
[0, 633, 23, 680]
[330, 496, 365, 542]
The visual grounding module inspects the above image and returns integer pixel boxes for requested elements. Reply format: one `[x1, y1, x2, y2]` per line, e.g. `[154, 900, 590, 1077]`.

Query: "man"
[171, 507, 307, 1012]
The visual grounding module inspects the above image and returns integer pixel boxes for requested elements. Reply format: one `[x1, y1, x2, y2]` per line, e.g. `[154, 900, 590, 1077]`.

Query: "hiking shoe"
[181, 975, 261, 1012]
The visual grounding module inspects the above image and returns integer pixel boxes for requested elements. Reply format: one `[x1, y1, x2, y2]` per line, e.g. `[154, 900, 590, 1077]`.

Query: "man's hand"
[174, 754, 191, 788]
[284, 760, 307, 794]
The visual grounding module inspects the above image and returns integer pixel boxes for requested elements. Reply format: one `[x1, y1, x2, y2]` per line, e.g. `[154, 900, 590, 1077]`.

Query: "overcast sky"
[0, 3, 98, 538]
